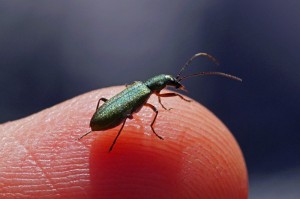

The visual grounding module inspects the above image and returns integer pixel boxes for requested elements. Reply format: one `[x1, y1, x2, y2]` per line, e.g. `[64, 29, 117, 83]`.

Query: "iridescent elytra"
[78, 53, 242, 151]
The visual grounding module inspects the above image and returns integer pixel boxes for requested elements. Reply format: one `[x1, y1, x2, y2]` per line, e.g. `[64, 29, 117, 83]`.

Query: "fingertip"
[0, 86, 247, 199]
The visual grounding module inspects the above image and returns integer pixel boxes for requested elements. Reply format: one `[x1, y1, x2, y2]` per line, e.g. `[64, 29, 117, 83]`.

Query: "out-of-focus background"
[1, 1, 299, 198]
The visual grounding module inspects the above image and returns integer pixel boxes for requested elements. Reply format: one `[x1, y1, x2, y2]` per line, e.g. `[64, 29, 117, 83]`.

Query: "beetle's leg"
[156, 92, 191, 110]
[96, 98, 108, 111]
[144, 103, 164, 140]
[109, 117, 129, 152]
[158, 92, 191, 102]
[77, 130, 93, 140]
[157, 96, 172, 110]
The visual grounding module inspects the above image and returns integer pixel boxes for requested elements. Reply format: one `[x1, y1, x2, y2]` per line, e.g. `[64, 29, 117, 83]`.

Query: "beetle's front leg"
[156, 92, 191, 110]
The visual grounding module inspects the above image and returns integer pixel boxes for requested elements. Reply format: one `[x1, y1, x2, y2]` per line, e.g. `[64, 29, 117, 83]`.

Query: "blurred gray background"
[1, 0, 299, 198]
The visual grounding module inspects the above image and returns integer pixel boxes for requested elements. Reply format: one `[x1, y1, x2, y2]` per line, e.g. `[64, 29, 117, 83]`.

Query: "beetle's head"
[164, 75, 185, 90]
[144, 74, 185, 92]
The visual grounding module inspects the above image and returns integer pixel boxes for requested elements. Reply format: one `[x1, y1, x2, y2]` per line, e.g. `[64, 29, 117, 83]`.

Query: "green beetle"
[78, 53, 242, 151]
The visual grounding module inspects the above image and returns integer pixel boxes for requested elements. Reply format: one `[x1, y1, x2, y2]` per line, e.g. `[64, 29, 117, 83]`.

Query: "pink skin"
[0, 86, 248, 199]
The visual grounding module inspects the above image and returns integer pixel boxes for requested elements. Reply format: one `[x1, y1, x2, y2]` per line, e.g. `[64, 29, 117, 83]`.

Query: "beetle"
[78, 53, 242, 151]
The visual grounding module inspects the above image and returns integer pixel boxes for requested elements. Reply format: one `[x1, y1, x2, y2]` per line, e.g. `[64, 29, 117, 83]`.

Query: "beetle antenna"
[178, 71, 242, 82]
[176, 53, 219, 80]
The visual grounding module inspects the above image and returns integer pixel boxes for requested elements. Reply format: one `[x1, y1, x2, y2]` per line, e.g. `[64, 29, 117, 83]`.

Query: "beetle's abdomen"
[90, 81, 152, 131]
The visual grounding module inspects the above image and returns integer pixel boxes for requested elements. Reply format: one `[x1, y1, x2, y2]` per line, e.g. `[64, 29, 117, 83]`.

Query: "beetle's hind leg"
[144, 103, 164, 140]
[95, 98, 108, 111]
[77, 130, 93, 140]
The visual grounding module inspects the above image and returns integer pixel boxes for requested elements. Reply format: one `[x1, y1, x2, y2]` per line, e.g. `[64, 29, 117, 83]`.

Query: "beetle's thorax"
[144, 74, 183, 92]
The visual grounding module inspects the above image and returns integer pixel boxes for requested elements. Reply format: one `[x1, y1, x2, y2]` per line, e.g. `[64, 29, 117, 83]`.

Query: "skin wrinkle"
[12, 129, 60, 197]
[200, 119, 244, 189]
[183, 107, 242, 174]
[1, 101, 90, 197]
[186, 108, 227, 145]
[177, 112, 243, 198]
[43, 149, 89, 192]
[1, 154, 53, 196]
